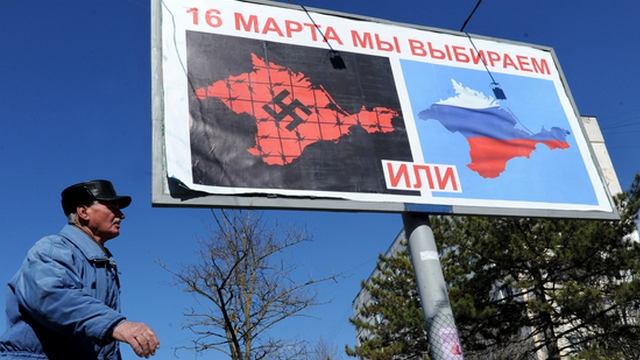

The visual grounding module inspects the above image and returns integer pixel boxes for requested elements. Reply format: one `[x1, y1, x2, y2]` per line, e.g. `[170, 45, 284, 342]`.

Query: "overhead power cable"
[459, 0, 507, 100]
[301, 5, 346, 69]
[460, 0, 484, 32]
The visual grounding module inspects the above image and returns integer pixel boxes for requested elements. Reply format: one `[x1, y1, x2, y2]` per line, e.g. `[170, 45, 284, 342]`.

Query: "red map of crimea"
[194, 54, 398, 165]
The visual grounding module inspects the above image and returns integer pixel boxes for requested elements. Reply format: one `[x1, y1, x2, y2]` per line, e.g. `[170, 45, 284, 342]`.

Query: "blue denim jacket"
[0, 225, 126, 359]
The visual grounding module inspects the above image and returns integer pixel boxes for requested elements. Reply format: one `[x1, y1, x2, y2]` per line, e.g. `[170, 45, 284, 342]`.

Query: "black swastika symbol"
[262, 90, 312, 131]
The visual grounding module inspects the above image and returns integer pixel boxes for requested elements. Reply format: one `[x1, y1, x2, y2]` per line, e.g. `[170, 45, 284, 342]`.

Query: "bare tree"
[159, 209, 338, 360]
[306, 337, 344, 360]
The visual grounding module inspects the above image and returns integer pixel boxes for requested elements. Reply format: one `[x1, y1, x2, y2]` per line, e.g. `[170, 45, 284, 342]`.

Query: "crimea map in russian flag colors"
[418, 79, 570, 179]
[402, 59, 597, 205]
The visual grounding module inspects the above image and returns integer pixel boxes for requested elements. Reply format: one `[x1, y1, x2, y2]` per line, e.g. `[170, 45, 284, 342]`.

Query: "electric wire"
[464, 32, 498, 85]
[301, 5, 336, 52]
[460, 0, 484, 32]
[458, 0, 506, 99]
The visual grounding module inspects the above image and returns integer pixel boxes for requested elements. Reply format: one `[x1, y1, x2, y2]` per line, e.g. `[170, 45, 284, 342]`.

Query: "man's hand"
[111, 320, 160, 358]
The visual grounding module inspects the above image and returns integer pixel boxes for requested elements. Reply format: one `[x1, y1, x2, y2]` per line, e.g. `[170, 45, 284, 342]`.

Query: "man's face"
[83, 201, 125, 242]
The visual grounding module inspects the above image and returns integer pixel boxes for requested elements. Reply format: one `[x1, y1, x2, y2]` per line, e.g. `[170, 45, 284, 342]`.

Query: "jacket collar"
[59, 224, 113, 261]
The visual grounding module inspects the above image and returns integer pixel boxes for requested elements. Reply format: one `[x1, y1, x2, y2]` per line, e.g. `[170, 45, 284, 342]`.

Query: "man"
[0, 180, 160, 359]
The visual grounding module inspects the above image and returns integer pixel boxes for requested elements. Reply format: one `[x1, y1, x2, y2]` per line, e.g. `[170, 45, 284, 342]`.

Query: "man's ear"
[76, 204, 91, 221]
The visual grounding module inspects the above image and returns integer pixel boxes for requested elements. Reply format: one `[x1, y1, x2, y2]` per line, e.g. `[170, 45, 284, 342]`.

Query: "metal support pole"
[402, 212, 464, 360]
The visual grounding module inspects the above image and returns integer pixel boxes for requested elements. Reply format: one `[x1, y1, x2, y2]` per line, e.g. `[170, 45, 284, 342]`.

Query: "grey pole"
[402, 212, 464, 360]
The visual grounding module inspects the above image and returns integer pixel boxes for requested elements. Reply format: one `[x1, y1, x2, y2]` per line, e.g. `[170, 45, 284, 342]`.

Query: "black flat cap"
[61, 180, 132, 215]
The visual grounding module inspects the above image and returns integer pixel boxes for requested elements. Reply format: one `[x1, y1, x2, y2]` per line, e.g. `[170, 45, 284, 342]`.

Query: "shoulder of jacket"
[28, 234, 78, 260]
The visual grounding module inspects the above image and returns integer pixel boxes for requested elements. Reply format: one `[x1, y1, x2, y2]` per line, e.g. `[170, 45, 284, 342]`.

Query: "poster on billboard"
[151, 0, 617, 218]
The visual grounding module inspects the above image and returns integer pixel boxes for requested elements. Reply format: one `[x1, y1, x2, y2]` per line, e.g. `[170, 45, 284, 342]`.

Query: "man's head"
[61, 180, 132, 243]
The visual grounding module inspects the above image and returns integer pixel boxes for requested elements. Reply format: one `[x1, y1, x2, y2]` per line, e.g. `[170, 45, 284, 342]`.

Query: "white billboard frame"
[151, 0, 618, 219]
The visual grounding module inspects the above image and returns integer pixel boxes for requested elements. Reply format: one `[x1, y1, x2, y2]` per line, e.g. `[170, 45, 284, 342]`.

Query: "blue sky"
[1, 1, 639, 359]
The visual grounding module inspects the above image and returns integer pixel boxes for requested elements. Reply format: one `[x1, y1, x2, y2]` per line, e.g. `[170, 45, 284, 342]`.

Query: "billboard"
[151, 0, 617, 219]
